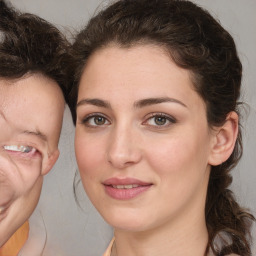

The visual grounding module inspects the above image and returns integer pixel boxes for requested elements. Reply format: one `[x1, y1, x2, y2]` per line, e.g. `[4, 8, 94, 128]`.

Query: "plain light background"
[7, 0, 255, 255]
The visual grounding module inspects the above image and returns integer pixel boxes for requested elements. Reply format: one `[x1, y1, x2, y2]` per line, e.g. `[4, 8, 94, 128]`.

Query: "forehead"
[79, 45, 200, 106]
[0, 74, 65, 142]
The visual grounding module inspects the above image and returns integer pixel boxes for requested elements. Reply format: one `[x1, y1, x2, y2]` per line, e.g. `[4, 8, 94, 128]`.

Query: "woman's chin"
[104, 214, 149, 233]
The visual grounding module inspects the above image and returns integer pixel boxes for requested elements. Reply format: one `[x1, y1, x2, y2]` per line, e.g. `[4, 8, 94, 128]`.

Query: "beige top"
[103, 238, 115, 256]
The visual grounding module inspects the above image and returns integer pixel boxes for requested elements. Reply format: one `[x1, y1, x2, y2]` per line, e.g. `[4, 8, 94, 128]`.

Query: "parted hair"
[0, 0, 72, 104]
[69, 0, 255, 255]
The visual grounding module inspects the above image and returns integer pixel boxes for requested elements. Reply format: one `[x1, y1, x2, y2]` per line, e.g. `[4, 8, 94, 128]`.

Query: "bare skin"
[75, 45, 238, 256]
[0, 73, 65, 246]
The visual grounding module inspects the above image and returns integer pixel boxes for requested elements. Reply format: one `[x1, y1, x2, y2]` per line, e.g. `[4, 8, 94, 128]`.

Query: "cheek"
[146, 136, 194, 173]
[75, 134, 104, 180]
[75, 134, 107, 205]
[17, 158, 42, 187]
[144, 135, 211, 219]
[146, 133, 210, 186]
[0, 153, 42, 206]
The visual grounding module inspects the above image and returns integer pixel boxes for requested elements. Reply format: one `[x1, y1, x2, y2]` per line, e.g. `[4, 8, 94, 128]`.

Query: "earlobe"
[41, 149, 60, 175]
[208, 112, 239, 166]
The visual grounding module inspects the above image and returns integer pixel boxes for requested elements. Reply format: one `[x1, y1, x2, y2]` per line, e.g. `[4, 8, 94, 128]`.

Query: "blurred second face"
[75, 45, 215, 233]
[0, 73, 65, 246]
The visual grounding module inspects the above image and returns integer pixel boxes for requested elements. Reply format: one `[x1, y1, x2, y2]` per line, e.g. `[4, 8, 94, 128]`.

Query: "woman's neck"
[112, 210, 209, 256]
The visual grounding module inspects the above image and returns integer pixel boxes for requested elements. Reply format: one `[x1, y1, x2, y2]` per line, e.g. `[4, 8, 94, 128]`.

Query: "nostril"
[107, 130, 142, 168]
[107, 151, 142, 169]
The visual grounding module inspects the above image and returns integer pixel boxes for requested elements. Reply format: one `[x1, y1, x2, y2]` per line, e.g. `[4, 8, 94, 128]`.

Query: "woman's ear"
[41, 149, 60, 175]
[208, 111, 239, 166]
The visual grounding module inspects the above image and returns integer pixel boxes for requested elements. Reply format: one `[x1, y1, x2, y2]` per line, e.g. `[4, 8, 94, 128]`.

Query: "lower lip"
[104, 185, 151, 200]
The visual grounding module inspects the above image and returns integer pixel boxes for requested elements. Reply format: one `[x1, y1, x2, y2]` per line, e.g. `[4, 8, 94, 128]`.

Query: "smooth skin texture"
[0, 73, 65, 247]
[75, 45, 238, 256]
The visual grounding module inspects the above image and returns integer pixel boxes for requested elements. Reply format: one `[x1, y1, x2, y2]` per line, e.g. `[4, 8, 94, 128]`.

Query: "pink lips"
[103, 177, 152, 200]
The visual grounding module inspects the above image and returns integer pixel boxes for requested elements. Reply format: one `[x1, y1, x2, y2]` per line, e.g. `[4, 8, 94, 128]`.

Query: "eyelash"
[143, 113, 176, 128]
[81, 113, 111, 127]
[80, 112, 176, 129]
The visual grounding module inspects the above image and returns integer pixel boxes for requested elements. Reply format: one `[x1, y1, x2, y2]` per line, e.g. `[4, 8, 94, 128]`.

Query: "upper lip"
[103, 177, 152, 186]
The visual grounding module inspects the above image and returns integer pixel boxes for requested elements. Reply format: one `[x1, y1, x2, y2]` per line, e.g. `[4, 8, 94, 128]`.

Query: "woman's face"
[0, 74, 64, 245]
[75, 45, 215, 232]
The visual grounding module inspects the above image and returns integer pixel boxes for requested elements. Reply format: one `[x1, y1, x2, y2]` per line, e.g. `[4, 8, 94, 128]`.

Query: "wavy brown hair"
[69, 0, 255, 255]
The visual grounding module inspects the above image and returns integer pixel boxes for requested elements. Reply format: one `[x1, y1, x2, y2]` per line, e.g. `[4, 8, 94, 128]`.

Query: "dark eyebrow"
[22, 130, 47, 142]
[76, 98, 111, 109]
[76, 97, 187, 109]
[134, 97, 187, 108]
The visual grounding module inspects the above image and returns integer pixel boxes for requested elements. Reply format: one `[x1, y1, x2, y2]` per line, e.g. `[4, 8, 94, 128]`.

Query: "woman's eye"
[152, 116, 168, 126]
[82, 114, 110, 127]
[144, 113, 176, 128]
[3, 145, 36, 154]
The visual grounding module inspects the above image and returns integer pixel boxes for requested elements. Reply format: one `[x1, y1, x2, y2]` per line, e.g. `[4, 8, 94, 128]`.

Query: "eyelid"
[80, 112, 111, 126]
[3, 144, 39, 157]
[143, 112, 177, 127]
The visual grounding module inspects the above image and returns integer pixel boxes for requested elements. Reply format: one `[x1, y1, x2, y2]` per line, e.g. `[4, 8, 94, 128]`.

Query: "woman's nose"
[106, 126, 142, 169]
